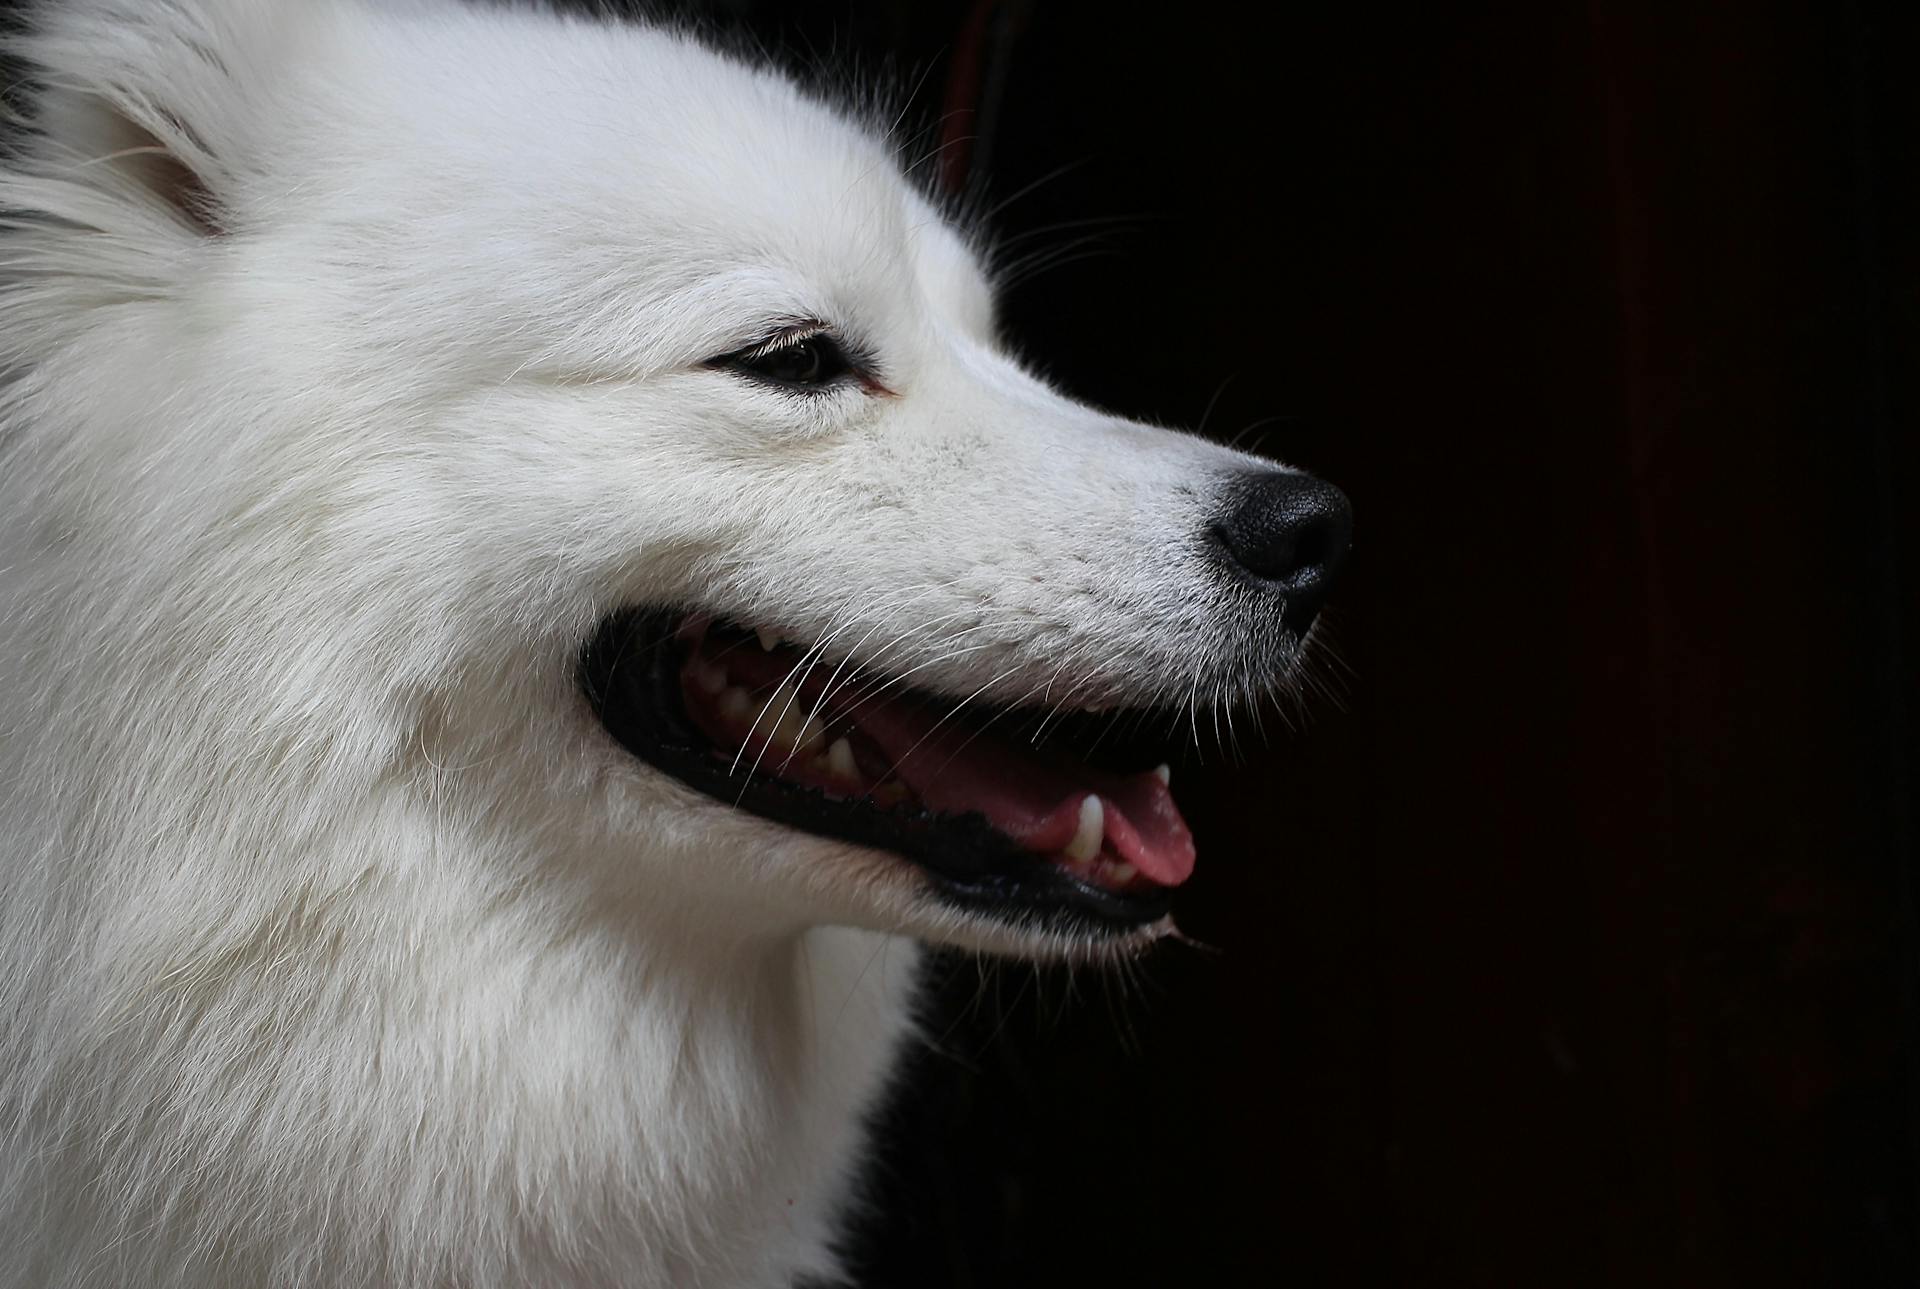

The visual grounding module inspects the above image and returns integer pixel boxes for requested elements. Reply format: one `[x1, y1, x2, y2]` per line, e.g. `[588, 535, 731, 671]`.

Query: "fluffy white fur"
[0, 2, 1292, 1284]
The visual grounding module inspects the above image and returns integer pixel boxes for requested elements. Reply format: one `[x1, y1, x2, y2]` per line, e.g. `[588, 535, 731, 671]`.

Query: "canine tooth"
[763, 683, 814, 753]
[719, 686, 753, 723]
[773, 706, 809, 751]
[826, 737, 859, 782]
[1063, 795, 1103, 863]
[692, 662, 727, 695]
[795, 711, 826, 753]
[756, 627, 780, 652]
[1107, 861, 1138, 884]
[1153, 763, 1171, 785]
[775, 714, 814, 756]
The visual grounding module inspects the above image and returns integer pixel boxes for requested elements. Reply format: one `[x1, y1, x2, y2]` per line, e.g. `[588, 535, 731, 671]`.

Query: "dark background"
[682, 1, 1918, 1285]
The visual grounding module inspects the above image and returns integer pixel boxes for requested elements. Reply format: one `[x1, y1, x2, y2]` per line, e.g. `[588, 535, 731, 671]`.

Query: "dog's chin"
[579, 608, 1209, 950]
[719, 814, 1181, 962]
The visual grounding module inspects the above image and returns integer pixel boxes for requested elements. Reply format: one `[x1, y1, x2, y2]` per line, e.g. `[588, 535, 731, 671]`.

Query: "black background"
[686, 2, 1918, 1285]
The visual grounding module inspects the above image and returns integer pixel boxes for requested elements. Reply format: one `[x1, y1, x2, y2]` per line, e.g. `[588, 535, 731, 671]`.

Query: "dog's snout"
[1209, 471, 1353, 634]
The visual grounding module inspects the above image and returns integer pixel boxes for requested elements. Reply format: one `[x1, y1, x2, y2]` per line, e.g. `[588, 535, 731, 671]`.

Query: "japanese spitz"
[0, 0, 1350, 1285]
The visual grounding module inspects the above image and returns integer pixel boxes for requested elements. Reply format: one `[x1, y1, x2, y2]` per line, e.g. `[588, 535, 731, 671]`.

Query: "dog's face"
[11, 3, 1348, 959]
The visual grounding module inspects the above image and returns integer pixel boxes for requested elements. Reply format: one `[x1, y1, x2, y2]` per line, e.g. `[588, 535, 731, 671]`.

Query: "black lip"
[578, 609, 1174, 935]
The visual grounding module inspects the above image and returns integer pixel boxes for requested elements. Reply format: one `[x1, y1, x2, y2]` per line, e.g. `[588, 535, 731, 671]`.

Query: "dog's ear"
[7, 0, 281, 239]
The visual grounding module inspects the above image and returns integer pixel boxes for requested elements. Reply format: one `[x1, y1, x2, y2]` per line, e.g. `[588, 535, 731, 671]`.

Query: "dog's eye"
[720, 331, 854, 391]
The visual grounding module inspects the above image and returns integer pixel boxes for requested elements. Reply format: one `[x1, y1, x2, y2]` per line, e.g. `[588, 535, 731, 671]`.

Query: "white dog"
[0, 1, 1350, 1285]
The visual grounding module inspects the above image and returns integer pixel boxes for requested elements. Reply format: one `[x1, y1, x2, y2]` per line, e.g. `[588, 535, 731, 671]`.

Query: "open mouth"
[579, 610, 1198, 933]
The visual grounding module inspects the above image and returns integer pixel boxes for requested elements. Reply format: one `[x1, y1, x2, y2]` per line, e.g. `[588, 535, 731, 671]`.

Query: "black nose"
[1209, 471, 1353, 635]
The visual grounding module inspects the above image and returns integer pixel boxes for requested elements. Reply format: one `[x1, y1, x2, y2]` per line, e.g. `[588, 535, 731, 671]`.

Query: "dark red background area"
[695, 1, 1918, 1285]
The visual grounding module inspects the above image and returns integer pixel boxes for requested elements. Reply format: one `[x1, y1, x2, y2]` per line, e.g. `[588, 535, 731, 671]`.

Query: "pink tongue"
[852, 702, 1197, 888]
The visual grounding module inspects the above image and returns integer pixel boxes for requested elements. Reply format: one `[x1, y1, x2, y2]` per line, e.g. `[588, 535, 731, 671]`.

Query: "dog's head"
[2, 0, 1348, 960]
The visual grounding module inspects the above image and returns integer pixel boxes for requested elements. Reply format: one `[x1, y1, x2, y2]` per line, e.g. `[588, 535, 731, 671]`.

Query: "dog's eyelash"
[739, 323, 830, 365]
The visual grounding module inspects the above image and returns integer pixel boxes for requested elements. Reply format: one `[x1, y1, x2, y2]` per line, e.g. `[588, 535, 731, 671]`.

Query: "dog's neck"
[356, 859, 926, 1287]
[26, 796, 923, 1288]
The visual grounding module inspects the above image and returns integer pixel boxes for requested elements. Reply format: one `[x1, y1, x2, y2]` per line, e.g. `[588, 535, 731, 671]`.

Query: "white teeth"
[795, 711, 825, 753]
[777, 708, 823, 755]
[1063, 794, 1104, 863]
[1153, 763, 1171, 785]
[692, 662, 727, 695]
[756, 627, 780, 652]
[1107, 861, 1138, 884]
[772, 710, 803, 750]
[765, 684, 800, 746]
[719, 686, 753, 723]
[761, 681, 824, 756]
[826, 737, 859, 783]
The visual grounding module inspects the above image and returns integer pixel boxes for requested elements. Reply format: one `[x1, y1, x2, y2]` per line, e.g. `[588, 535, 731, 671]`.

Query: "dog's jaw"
[578, 609, 1206, 945]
